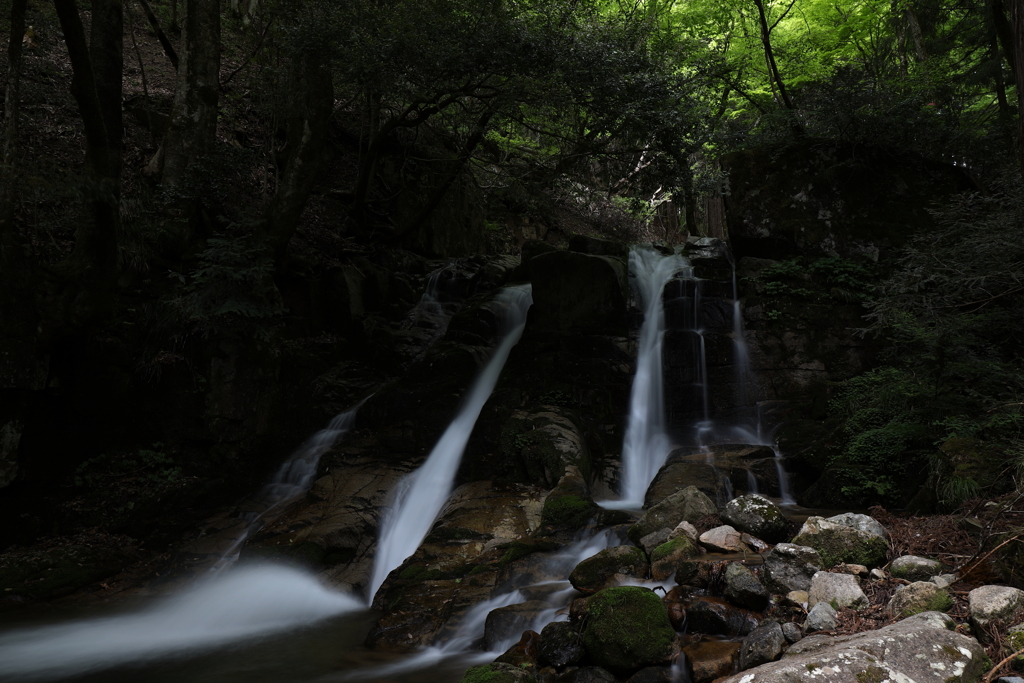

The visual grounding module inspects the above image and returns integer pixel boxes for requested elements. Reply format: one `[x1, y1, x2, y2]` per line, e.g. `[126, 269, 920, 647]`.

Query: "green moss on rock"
[569, 546, 649, 594]
[461, 663, 537, 683]
[581, 586, 676, 675]
[792, 527, 888, 569]
[541, 493, 597, 530]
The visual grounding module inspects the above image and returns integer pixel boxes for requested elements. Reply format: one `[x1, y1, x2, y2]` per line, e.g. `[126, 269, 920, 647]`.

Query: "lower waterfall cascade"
[0, 242, 811, 683]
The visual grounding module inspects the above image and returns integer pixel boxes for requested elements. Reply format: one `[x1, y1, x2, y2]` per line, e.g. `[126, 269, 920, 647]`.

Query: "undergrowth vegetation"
[822, 178, 1024, 510]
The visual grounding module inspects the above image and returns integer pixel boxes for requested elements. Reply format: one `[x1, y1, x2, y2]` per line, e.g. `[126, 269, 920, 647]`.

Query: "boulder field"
[448, 490, 1012, 683]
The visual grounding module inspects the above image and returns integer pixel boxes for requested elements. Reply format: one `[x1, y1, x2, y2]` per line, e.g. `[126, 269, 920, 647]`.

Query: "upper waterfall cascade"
[369, 284, 534, 601]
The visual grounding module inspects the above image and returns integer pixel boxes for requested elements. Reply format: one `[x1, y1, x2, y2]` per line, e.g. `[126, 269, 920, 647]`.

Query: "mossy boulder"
[889, 555, 943, 582]
[720, 494, 788, 543]
[628, 486, 717, 546]
[569, 545, 649, 595]
[888, 581, 953, 618]
[650, 536, 701, 581]
[791, 516, 889, 568]
[461, 662, 537, 683]
[580, 586, 677, 676]
[541, 466, 598, 531]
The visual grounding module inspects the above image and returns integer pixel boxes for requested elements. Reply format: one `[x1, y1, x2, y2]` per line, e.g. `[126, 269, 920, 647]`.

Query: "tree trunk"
[399, 108, 495, 242]
[255, 50, 333, 265]
[159, 0, 220, 187]
[1010, 0, 1024, 178]
[137, 0, 179, 69]
[1, 0, 27, 247]
[50, 0, 124, 331]
[751, 0, 803, 135]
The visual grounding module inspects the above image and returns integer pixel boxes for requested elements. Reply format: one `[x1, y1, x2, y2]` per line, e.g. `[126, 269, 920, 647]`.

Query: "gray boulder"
[719, 612, 988, 683]
[723, 562, 770, 612]
[721, 494, 788, 543]
[808, 572, 867, 610]
[826, 512, 888, 539]
[739, 622, 786, 670]
[638, 528, 672, 556]
[791, 516, 888, 568]
[763, 543, 823, 594]
[699, 525, 749, 553]
[628, 486, 717, 545]
[805, 602, 838, 632]
[969, 585, 1024, 630]
[781, 622, 803, 643]
[890, 554, 943, 582]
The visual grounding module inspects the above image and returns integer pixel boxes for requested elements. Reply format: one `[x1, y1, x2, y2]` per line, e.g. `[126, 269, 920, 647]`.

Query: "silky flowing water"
[0, 244, 806, 682]
[369, 283, 534, 600]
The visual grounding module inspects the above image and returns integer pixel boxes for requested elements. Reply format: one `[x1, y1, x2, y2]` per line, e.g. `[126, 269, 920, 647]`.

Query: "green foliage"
[167, 233, 284, 342]
[827, 179, 1024, 508]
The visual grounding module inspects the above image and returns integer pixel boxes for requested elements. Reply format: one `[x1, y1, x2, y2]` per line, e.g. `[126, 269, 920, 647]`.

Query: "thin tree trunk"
[399, 108, 495, 242]
[751, 0, 803, 135]
[256, 50, 333, 265]
[137, 0, 179, 69]
[1, 0, 27, 249]
[1010, 0, 1024, 178]
[51, 0, 123, 330]
[988, 0, 1014, 129]
[159, 0, 220, 187]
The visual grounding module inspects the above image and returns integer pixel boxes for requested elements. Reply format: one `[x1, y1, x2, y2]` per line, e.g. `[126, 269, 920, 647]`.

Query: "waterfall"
[0, 565, 363, 680]
[212, 407, 359, 571]
[607, 246, 686, 509]
[369, 284, 533, 601]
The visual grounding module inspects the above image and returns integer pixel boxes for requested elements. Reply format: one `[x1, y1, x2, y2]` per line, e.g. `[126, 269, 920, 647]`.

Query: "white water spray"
[369, 285, 533, 600]
[0, 565, 362, 680]
[607, 246, 686, 508]
[213, 407, 359, 571]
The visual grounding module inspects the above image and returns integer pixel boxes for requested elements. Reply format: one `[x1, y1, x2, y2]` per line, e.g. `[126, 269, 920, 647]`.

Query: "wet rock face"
[720, 494, 788, 543]
[569, 546, 649, 595]
[763, 543, 823, 594]
[682, 640, 741, 683]
[723, 562, 770, 612]
[528, 251, 628, 335]
[685, 596, 760, 637]
[539, 621, 586, 668]
[719, 611, 988, 683]
[579, 586, 677, 676]
[647, 446, 780, 507]
[484, 601, 551, 652]
[629, 486, 717, 545]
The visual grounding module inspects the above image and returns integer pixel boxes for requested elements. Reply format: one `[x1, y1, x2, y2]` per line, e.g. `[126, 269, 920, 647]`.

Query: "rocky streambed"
[428, 486, 1019, 683]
